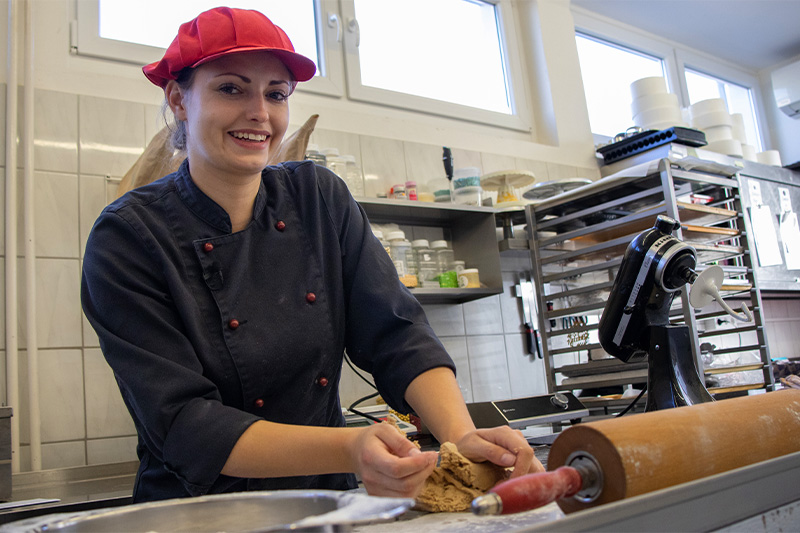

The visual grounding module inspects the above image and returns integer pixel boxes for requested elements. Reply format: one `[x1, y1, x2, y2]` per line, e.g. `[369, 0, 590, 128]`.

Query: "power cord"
[343, 353, 383, 424]
[615, 385, 647, 417]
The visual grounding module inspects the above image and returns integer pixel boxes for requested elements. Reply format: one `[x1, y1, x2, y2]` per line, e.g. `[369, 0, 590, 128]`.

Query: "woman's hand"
[351, 423, 438, 498]
[454, 426, 544, 478]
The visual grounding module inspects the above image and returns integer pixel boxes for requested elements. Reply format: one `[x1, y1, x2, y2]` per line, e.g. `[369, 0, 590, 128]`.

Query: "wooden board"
[704, 363, 764, 375]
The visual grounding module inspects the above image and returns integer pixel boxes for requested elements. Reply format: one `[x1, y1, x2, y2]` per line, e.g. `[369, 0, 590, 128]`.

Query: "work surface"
[354, 504, 564, 532]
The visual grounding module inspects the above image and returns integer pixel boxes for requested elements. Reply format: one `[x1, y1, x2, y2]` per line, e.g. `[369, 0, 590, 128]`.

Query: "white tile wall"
[2, 84, 800, 473]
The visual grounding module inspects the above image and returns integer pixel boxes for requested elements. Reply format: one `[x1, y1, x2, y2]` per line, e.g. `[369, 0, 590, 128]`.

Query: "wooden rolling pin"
[472, 389, 800, 515]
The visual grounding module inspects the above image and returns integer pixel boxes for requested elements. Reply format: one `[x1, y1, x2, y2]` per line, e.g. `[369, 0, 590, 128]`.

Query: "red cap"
[142, 7, 317, 88]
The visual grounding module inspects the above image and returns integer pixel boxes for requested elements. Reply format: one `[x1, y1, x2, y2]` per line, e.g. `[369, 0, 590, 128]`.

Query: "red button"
[275, 220, 286, 231]
[254, 398, 264, 408]
[306, 292, 316, 303]
[317, 377, 329, 387]
[203, 242, 214, 252]
[228, 319, 240, 330]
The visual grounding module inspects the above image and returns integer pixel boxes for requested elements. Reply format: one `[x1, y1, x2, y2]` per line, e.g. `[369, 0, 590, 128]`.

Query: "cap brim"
[191, 47, 317, 82]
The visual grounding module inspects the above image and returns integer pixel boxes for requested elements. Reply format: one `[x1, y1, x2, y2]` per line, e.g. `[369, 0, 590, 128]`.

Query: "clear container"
[342, 155, 364, 197]
[305, 143, 327, 167]
[372, 228, 391, 257]
[387, 231, 417, 287]
[453, 185, 482, 206]
[450, 260, 466, 274]
[321, 148, 347, 178]
[412, 239, 438, 287]
[392, 184, 407, 200]
[431, 240, 455, 275]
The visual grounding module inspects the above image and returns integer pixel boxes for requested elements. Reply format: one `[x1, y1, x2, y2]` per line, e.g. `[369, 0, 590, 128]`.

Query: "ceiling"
[571, 0, 800, 72]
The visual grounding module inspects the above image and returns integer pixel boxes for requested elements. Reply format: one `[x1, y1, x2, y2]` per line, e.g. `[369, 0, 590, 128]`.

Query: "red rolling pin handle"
[471, 467, 582, 515]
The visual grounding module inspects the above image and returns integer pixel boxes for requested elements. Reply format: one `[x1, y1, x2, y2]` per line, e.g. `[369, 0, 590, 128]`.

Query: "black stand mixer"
[598, 215, 752, 411]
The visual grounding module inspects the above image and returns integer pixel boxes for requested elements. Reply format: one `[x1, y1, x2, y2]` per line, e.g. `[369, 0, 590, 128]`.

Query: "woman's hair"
[162, 67, 197, 152]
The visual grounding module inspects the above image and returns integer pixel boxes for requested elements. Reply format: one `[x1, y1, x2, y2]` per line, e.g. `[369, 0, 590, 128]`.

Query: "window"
[573, 8, 766, 150]
[576, 32, 665, 139]
[74, 0, 527, 129]
[353, 0, 510, 114]
[74, 0, 341, 95]
[685, 68, 762, 150]
[340, 0, 530, 130]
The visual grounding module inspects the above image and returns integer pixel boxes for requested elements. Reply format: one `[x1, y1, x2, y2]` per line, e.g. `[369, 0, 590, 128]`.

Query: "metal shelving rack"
[523, 158, 774, 411]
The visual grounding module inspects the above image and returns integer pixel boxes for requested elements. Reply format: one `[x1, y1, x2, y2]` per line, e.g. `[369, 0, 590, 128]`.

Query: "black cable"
[348, 391, 383, 424]
[615, 385, 647, 417]
[344, 353, 377, 390]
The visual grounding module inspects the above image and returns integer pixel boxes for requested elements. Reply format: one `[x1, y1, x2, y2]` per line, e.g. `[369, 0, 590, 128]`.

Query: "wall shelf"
[358, 198, 502, 304]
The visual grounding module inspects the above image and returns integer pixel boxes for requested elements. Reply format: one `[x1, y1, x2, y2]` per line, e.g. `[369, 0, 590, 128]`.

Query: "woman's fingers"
[355, 424, 438, 498]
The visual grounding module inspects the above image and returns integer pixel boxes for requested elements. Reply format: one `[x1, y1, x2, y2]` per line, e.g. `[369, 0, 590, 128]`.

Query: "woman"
[81, 6, 542, 503]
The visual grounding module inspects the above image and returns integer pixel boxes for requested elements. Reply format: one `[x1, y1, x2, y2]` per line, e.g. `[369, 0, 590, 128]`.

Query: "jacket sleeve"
[81, 209, 259, 496]
[311, 165, 457, 414]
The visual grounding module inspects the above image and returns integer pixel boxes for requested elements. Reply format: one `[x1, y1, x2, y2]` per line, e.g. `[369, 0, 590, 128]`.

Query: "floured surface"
[352, 502, 564, 532]
[415, 442, 509, 512]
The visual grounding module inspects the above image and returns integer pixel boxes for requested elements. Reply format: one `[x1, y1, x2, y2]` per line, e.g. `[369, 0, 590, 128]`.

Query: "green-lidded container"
[438, 270, 458, 288]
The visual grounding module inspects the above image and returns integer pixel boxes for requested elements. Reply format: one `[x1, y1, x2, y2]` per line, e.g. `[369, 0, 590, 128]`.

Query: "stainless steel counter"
[2, 451, 799, 531]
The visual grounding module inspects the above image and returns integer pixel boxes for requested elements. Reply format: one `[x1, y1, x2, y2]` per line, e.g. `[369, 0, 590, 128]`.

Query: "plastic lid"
[430, 240, 449, 249]
[342, 154, 356, 163]
[454, 167, 480, 179]
[411, 239, 429, 248]
[461, 268, 479, 274]
[405, 181, 417, 187]
[320, 147, 340, 156]
[451, 260, 465, 266]
[371, 229, 384, 239]
[386, 230, 406, 241]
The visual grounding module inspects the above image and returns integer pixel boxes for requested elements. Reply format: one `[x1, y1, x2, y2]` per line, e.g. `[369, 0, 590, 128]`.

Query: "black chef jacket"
[81, 159, 455, 502]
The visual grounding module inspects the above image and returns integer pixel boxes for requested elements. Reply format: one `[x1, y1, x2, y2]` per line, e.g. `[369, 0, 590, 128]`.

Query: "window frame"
[72, 0, 344, 97]
[338, 0, 532, 132]
[572, 8, 767, 150]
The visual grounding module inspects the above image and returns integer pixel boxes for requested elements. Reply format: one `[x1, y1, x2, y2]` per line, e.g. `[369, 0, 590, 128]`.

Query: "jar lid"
[430, 240, 448, 249]
[371, 229, 384, 239]
[461, 268, 479, 274]
[320, 147, 340, 156]
[454, 167, 480, 179]
[451, 260, 465, 266]
[386, 230, 406, 241]
[342, 154, 356, 163]
[411, 239, 429, 248]
[405, 180, 417, 187]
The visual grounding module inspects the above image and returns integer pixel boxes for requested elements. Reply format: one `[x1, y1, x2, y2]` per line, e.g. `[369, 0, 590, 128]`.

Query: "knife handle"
[523, 323, 535, 355]
[488, 467, 582, 514]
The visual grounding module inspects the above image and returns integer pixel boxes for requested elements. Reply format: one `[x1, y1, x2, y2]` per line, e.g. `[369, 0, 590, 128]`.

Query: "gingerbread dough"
[415, 442, 509, 512]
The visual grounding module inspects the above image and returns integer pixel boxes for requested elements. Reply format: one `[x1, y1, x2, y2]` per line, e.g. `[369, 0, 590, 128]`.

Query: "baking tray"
[597, 127, 707, 165]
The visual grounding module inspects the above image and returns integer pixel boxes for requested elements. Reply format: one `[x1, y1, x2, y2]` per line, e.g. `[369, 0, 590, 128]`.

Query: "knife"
[516, 273, 541, 358]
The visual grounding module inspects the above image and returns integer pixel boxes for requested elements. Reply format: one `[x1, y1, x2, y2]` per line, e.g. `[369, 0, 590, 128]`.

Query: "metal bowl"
[2, 490, 414, 533]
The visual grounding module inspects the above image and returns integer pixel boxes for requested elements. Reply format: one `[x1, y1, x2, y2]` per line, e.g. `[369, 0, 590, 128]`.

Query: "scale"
[467, 392, 589, 430]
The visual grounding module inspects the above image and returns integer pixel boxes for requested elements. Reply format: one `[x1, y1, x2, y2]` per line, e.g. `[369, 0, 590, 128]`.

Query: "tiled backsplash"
[0, 85, 798, 472]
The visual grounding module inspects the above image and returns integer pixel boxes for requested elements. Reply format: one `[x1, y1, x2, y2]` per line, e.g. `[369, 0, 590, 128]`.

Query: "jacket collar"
[174, 159, 267, 233]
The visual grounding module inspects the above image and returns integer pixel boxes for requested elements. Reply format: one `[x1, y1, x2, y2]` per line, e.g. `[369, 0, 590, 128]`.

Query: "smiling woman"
[80, 5, 543, 505]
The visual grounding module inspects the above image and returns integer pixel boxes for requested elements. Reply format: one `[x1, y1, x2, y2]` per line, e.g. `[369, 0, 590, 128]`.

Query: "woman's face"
[168, 51, 292, 183]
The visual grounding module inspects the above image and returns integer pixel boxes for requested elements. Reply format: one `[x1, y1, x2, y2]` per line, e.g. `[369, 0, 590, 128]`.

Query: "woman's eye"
[219, 84, 241, 95]
[268, 90, 289, 102]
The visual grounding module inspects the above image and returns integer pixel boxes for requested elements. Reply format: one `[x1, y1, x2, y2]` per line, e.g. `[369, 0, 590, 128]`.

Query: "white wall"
[760, 55, 800, 167]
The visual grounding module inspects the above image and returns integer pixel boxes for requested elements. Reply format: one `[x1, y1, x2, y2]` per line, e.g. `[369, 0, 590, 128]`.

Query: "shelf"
[359, 198, 502, 304]
[526, 158, 774, 399]
[406, 287, 500, 304]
